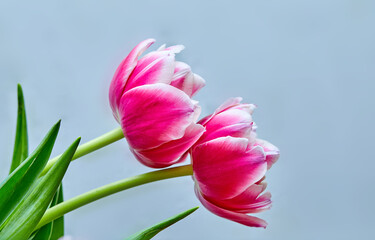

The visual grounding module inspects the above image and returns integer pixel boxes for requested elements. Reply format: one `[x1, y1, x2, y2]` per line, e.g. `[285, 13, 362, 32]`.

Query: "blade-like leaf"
[0, 121, 61, 227]
[9, 84, 29, 173]
[30, 184, 64, 240]
[125, 207, 199, 240]
[50, 185, 64, 240]
[0, 137, 80, 240]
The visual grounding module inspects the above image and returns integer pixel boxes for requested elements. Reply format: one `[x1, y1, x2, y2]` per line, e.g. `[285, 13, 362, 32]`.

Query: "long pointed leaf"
[9, 84, 29, 173]
[0, 137, 81, 240]
[50, 185, 64, 240]
[31, 184, 64, 240]
[125, 207, 199, 240]
[0, 121, 61, 227]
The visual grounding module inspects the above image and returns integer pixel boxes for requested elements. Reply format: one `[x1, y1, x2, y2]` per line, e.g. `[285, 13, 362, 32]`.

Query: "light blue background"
[1, 1, 374, 239]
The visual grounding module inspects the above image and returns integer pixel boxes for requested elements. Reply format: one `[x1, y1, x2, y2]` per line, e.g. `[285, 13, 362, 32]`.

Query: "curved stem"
[41, 127, 124, 176]
[36, 164, 193, 230]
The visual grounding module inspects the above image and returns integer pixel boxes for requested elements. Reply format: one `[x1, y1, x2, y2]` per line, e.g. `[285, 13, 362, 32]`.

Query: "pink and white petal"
[171, 73, 205, 98]
[124, 51, 175, 91]
[237, 191, 272, 214]
[197, 108, 253, 144]
[215, 97, 243, 114]
[255, 139, 280, 169]
[171, 62, 206, 97]
[248, 128, 258, 145]
[157, 44, 166, 51]
[130, 123, 205, 168]
[206, 182, 271, 213]
[192, 137, 267, 199]
[119, 83, 196, 150]
[109, 38, 155, 117]
[195, 187, 268, 228]
[190, 74, 206, 96]
[198, 97, 243, 126]
[191, 101, 202, 122]
[172, 61, 191, 81]
[164, 45, 185, 53]
[234, 103, 257, 115]
[197, 114, 213, 126]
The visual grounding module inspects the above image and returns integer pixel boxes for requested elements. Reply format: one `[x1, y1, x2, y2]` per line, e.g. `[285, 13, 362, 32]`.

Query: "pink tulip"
[109, 39, 205, 168]
[191, 98, 279, 227]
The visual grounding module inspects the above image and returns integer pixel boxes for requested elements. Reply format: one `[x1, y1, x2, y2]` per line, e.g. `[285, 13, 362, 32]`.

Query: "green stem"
[36, 164, 193, 230]
[41, 127, 124, 176]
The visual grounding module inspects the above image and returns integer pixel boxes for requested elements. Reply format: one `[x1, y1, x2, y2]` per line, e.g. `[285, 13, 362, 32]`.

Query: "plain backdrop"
[0, 1, 374, 239]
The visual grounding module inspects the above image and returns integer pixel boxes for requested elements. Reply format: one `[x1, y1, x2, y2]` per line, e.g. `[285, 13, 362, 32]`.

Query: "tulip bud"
[109, 39, 206, 168]
[191, 98, 279, 227]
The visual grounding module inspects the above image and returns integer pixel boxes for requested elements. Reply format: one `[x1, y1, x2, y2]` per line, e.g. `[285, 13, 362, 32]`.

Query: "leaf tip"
[17, 84, 25, 102]
[17, 83, 23, 91]
[73, 137, 82, 146]
[55, 120, 62, 128]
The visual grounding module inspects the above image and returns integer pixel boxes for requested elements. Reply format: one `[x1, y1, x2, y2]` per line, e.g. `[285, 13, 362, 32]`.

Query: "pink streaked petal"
[197, 97, 243, 126]
[109, 38, 155, 119]
[120, 83, 196, 150]
[130, 148, 189, 169]
[171, 62, 206, 97]
[124, 51, 175, 91]
[157, 44, 166, 51]
[191, 101, 202, 122]
[197, 108, 253, 144]
[255, 139, 280, 169]
[215, 97, 243, 114]
[192, 137, 267, 199]
[191, 74, 206, 96]
[164, 45, 185, 53]
[197, 114, 213, 126]
[130, 123, 205, 168]
[195, 187, 268, 228]
[208, 186, 272, 214]
[172, 61, 191, 80]
[248, 128, 257, 145]
[234, 103, 257, 115]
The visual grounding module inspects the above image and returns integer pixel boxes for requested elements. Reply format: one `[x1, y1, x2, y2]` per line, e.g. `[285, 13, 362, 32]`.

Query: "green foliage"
[9, 84, 28, 173]
[49, 186, 65, 240]
[0, 137, 80, 239]
[30, 185, 64, 240]
[125, 207, 199, 240]
[0, 121, 61, 228]
[0, 86, 78, 239]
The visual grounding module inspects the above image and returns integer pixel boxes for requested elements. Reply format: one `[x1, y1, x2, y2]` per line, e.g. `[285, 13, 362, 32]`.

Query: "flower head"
[191, 98, 279, 227]
[109, 39, 205, 168]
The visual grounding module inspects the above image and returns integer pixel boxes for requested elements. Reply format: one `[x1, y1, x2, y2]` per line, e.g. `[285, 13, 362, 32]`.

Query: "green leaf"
[125, 207, 199, 240]
[50, 185, 64, 240]
[0, 121, 61, 228]
[0, 137, 80, 240]
[9, 84, 29, 173]
[30, 184, 64, 240]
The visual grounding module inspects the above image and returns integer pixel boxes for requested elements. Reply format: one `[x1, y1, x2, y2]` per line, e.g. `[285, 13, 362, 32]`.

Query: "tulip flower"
[191, 98, 279, 227]
[109, 39, 206, 168]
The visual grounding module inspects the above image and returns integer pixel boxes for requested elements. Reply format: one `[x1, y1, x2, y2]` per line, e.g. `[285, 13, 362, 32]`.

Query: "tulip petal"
[198, 97, 246, 126]
[164, 45, 185, 53]
[215, 97, 243, 114]
[119, 83, 197, 150]
[124, 51, 175, 92]
[109, 38, 155, 120]
[131, 123, 205, 168]
[195, 186, 268, 228]
[207, 184, 272, 214]
[255, 139, 280, 169]
[171, 62, 206, 97]
[197, 108, 253, 144]
[192, 137, 267, 199]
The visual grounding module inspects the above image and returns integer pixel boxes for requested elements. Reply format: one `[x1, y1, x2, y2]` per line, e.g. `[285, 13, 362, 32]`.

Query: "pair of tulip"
[109, 39, 279, 228]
